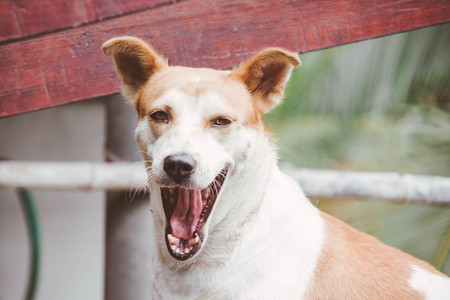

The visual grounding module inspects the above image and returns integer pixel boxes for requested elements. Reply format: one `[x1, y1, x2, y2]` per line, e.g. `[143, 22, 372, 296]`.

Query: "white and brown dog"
[102, 37, 450, 299]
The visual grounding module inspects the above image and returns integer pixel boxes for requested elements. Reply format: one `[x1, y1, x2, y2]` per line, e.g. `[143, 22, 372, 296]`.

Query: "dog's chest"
[152, 172, 325, 299]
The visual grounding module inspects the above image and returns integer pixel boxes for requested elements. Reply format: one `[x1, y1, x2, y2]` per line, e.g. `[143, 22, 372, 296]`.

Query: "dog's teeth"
[168, 188, 176, 204]
[171, 245, 176, 251]
[184, 248, 190, 254]
[175, 248, 181, 254]
[167, 234, 178, 245]
[203, 187, 210, 200]
[192, 234, 200, 245]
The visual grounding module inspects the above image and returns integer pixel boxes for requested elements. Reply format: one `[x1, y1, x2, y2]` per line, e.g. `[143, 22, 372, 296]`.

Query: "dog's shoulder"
[268, 169, 450, 299]
[304, 212, 450, 299]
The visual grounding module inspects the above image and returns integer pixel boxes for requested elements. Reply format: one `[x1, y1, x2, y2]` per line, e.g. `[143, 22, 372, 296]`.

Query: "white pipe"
[283, 167, 450, 205]
[1, 161, 449, 205]
[0, 161, 147, 191]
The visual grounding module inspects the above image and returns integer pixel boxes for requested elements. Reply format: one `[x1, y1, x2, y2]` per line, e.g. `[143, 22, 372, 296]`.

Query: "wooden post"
[104, 94, 153, 300]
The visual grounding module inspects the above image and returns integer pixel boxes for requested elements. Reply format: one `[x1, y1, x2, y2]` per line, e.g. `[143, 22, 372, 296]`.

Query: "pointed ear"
[233, 48, 300, 113]
[102, 36, 167, 100]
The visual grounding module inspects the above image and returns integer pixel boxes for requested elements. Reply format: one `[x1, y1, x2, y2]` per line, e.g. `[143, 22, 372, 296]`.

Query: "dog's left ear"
[102, 36, 167, 100]
[233, 48, 300, 113]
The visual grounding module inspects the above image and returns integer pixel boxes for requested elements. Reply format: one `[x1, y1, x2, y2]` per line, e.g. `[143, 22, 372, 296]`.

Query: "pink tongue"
[170, 188, 202, 240]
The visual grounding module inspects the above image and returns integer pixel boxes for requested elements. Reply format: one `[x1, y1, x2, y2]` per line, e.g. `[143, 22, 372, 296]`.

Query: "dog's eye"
[212, 117, 232, 127]
[150, 110, 169, 123]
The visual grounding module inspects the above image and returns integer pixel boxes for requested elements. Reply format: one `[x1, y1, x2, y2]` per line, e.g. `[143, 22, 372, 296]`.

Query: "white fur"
[409, 265, 450, 299]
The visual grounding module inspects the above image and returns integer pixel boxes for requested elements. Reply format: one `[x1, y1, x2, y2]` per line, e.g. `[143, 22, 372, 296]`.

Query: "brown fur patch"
[304, 213, 445, 299]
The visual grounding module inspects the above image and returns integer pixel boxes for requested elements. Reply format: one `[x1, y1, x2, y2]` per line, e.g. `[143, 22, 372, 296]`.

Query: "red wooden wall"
[1, 0, 449, 117]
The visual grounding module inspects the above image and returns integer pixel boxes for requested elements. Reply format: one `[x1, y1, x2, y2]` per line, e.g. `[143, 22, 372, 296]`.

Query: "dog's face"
[135, 66, 255, 190]
[102, 37, 300, 261]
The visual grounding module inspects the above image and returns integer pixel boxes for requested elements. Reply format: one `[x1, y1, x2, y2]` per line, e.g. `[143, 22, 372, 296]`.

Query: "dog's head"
[102, 37, 300, 261]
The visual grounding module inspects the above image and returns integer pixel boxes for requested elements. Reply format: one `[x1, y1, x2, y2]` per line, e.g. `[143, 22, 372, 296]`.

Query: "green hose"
[18, 189, 40, 300]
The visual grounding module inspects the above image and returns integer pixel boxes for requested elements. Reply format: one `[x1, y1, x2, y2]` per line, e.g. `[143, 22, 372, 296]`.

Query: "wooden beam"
[1, 0, 449, 117]
[0, 0, 172, 43]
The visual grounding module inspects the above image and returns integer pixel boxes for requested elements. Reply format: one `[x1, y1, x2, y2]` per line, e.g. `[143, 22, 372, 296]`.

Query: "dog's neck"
[206, 133, 277, 243]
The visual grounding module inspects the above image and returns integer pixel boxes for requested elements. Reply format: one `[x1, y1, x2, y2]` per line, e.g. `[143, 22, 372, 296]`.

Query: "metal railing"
[1, 161, 450, 205]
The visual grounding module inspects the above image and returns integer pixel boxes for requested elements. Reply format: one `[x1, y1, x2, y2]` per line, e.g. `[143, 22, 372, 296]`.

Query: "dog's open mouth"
[160, 169, 227, 260]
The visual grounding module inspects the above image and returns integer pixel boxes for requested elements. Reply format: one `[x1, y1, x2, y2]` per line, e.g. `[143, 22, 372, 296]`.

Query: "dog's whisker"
[147, 176, 156, 185]
[126, 161, 144, 197]
[128, 182, 142, 204]
[134, 150, 154, 160]
[125, 159, 154, 203]
[210, 179, 220, 197]
[128, 175, 151, 205]
[146, 172, 158, 186]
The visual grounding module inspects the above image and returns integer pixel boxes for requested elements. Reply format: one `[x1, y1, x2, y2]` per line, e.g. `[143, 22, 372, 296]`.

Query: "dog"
[102, 37, 450, 299]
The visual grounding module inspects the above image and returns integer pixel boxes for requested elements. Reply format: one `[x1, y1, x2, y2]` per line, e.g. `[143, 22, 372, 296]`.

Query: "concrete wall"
[0, 99, 105, 300]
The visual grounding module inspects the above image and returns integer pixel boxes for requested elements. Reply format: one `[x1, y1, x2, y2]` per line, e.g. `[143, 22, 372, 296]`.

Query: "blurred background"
[266, 23, 450, 274]
[0, 21, 449, 300]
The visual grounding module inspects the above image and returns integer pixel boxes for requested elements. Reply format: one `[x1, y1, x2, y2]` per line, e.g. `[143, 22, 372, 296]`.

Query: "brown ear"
[233, 48, 300, 113]
[102, 36, 167, 100]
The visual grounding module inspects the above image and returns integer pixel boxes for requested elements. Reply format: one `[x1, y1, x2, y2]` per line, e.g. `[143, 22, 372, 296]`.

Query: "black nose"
[163, 154, 197, 182]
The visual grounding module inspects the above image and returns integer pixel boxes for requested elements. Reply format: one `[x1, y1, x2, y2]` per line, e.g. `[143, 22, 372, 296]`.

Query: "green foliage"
[266, 23, 450, 274]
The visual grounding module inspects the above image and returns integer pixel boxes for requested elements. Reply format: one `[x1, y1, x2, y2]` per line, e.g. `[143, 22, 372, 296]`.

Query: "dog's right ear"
[102, 37, 167, 100]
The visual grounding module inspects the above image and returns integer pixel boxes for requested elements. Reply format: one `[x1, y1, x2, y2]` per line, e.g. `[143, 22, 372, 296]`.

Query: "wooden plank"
[1, 0, 449, 117]
[0, 0, 172, 43]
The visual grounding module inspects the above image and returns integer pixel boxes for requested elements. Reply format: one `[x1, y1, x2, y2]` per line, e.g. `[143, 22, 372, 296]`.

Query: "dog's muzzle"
[159, 154, 227, 260]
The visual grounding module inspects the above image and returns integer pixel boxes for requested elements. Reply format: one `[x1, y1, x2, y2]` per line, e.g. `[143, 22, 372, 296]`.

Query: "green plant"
[266, 23, 450, 274]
